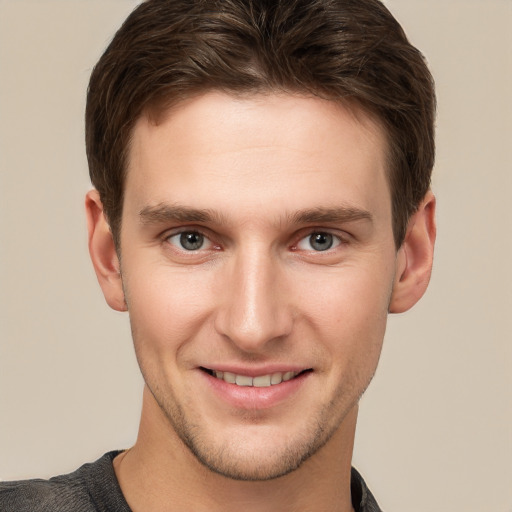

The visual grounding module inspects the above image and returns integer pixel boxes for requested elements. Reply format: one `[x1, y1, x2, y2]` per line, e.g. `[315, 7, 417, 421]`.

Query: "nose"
[214, 247, 293, 353]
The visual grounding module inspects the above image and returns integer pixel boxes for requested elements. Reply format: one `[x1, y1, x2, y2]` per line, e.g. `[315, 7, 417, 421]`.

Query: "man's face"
[119, 92, 398, 480]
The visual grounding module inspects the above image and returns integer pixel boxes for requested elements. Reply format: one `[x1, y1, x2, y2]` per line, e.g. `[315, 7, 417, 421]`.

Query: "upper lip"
[199, 365, 312, 377]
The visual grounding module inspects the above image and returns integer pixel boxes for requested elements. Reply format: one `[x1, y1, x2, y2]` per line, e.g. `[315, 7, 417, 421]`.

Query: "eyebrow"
[139, 204, 226, 225]
[289, 206, 373, 225]
[139, 203, 373, 227]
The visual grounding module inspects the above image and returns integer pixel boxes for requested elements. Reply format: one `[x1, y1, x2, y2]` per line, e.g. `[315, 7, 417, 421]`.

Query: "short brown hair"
[86, 0, 435, 248]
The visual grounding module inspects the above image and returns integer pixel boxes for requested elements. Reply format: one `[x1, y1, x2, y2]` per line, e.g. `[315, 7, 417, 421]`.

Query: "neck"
[114, 387, 357, 512]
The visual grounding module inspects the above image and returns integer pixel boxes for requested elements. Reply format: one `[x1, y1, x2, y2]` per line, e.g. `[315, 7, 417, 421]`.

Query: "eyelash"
[163, 228, 347, 254]
[164, 229, 217, 252]
[294, 231, 343, 252]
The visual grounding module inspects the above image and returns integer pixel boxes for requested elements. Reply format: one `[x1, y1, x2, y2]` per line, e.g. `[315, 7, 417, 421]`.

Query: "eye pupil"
[180, 232, 204, 250]
[310, 232, 333, 251]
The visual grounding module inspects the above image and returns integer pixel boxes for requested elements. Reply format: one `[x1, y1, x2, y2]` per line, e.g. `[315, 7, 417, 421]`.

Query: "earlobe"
[85, 189, 127, 312]
[389, 191, 436, 314]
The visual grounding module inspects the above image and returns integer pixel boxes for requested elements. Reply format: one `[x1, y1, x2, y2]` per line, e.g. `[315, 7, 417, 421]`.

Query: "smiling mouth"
[200, 368, 312, 388]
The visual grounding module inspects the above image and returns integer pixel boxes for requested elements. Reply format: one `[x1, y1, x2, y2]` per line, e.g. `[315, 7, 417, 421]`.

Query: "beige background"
[0, 1, 511, 511]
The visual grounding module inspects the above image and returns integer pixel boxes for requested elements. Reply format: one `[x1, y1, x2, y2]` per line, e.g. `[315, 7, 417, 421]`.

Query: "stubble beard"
[145, 378, 364, 482]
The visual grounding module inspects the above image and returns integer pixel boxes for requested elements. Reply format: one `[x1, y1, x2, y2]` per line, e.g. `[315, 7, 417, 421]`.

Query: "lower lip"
[201, 370, 311, 410]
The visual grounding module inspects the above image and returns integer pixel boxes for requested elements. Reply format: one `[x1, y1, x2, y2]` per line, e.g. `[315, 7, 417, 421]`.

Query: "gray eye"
[309, 232, 333, 251]
[179, 232, 204, 250]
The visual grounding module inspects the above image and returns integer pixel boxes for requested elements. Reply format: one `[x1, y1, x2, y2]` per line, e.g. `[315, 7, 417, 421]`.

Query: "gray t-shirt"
[0, 451, 383, 511]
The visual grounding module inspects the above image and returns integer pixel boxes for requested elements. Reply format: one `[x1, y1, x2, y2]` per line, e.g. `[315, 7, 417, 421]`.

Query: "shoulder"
[0, 451, 125, 512]
[351, 467, 384, 512]
[0, 477, 90, 512]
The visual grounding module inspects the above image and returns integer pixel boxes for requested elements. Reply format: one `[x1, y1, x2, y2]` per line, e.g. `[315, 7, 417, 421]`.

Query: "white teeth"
[271, 372, 283, 385]
[211, 370, 300, 387]
[253, 375, 272, 387]
[235, 375, 253, 386]
[223, 372, 236, 384]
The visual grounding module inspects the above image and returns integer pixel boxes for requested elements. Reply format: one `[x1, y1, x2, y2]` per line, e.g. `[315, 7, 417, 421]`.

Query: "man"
[0, 0, 436, 510]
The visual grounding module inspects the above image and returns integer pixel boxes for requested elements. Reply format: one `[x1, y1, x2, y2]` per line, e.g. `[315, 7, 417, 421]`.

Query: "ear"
[85, 189, 127, 312]
[389, 190, 436, 313]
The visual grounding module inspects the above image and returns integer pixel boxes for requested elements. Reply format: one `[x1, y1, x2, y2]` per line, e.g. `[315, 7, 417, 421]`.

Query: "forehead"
[124, 91, 391, 223]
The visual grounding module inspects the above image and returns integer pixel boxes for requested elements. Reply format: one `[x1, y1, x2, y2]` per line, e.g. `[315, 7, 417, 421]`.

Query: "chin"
[169, 410, 340, 481]
[185, 436, 325, 481]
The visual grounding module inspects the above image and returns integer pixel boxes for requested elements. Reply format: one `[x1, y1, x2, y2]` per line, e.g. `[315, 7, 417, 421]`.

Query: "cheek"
[296, 263, 392, 322]
[122, 265, 218, 354]
[293, 265, 391, 365]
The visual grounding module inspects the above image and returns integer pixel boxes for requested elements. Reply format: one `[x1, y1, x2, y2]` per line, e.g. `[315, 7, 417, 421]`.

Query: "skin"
[86, 91, 436, 512]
